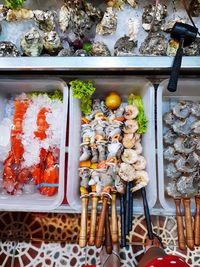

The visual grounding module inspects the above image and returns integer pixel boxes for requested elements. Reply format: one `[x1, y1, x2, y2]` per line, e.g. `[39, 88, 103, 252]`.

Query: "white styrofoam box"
[157, 78, 200, 215]
[67, 76, 156, 213]
[0, 78, 68, 211]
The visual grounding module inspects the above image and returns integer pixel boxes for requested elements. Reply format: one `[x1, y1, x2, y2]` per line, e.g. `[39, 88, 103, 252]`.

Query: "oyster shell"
[58, 48, 74, 56]
[59, 3, 92, 37]
[140, 33, 167, 56]
[74, 49, 90, 56]
[126, 0, 137, 8]
[184, 38, 200, 56]
[20, 28, 43, 57]
[44, 31, 62, 55]
[6, 8, 33, 22]
[0, 41, 20, 57]
[189, 0, 200, 17]
[0, 5, 8, 21]
[83, 1, 103, 21]
[91, 42, 111, 56]
[114, 36, 137, 56]
[142, 4, 167, 32]
[161, 18, 187, 32]
[33, 10, 56, 32]
[96, 7, 117, 35]
[59, 4, 71, 33]
[128, 18, 139, 41]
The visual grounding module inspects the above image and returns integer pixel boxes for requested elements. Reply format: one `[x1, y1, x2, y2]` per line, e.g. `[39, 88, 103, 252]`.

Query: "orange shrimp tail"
[39, 152, 59, 197]
[34, 107, 49, 140]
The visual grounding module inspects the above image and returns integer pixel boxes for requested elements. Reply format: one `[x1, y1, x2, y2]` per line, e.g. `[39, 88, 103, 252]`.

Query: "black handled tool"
[168, 22, 198, 92]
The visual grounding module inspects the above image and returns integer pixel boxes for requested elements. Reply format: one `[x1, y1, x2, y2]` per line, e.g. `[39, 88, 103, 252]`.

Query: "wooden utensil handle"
[174, 198, 186, 250]
[79, 196, 89, 248]
[194, 195, 200, 246]
[183, 198, 194, 249]
[105, 207, 113, 254]
[111, 192, 118, 244]
[88, 196, 98, 246]
[95, 196, 108, 248]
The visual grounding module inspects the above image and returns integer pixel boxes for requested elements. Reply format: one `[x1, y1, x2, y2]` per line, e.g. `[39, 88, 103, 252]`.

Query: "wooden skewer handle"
[183, 197, 194, 249]
[79, 196, 89, 248]
[95, 196, 108, 248]
[194, 195, 200, 246]
[88, 196, 99, 246]
[111, 192, 119, 244]
[174, 198, 186, 250]
[105, 207, 113, 254]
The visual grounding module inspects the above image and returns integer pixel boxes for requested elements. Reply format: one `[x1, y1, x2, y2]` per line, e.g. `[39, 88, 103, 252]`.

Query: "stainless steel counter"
[1, 56, 199, 71]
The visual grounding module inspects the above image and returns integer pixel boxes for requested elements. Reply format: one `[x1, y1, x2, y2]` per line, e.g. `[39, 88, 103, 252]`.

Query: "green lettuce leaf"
[28, 90, 63, 101]
[70, 80, 96, 115]
[127, 94, 148, 134]
[5, 0, 26, 9]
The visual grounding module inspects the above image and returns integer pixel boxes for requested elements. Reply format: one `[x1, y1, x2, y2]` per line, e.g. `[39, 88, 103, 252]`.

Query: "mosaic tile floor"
[0, 212, 200, 267]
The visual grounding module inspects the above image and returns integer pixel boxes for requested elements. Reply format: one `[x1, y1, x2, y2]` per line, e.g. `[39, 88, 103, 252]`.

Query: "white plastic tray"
[157, 78, 200, 215]
[0, 77, 68, 211]
[67, 76, 156, 213]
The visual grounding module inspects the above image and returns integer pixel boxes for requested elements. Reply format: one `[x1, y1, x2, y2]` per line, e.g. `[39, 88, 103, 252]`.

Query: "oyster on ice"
[83, 1, 103, 21]
[91, 42, 111, 56]
[114, 35, 137, 56]
[142, 3, 167, 32]
[0, 41, 20, 57]
[59, 1, 92, 37]
[140, 33, 167, 56]
[6, 8, 33, 22]
[44, 31, 62, 55]
[20, 28, 43, 57]
[161, 18, 187, 32]
[58, 47, 74, 56]
[96, 7, 117, 35]
[74, 49, 91, 56]
[0, 5, 8, 21]
[33, 10, 56, 32]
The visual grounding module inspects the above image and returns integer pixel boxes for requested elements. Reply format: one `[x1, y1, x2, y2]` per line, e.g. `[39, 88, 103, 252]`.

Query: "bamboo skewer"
[88, 191, 99, 246]
[79, 193, 89, 248]
[174, 198, 186, 250]
[194, 195, 200, 246]
[105, 204, 113, 254]
[183, 197, 194, 249]
[111, 191, 119, 244]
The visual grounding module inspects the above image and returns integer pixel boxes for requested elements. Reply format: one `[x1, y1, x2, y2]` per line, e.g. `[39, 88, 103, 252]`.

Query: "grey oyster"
[83, 1, 103, 21]
[114, 36, 137, 56]
[189, 0, 200, 17]
[142, 4, 167, 32]
[6, 8, 33, 22]
[0, 42, 20, 57]
[161, 18, 187, 33]
[20, 28, 43, 57]
[74, 49, 91, 56]
[59, 2, 92, 37]
[184, 38, 200, 56]
[33, 10, 56, 32]
[91, 42, 111, 56]
[0, 5, 8, 21]
[44, 31, 62, 55]
[58, 48, 74, 56]
[59, 4, 71, 33]
[140, 33, 167, 56]
[96, 7, 117, 35]
[126, 0, 137, 8]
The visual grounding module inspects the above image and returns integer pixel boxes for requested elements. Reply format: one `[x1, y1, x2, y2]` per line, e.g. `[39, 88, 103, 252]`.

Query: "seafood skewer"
[166, 181, 186, 250]
[79, 186, 89, 248]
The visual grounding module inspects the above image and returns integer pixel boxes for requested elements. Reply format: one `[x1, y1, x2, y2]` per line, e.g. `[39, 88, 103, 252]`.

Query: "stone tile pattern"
[0, 213, 200, 266]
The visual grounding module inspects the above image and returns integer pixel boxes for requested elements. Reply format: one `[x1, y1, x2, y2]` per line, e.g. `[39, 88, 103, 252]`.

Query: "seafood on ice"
[20, 28, 43, 56]
[96, 7, 117, 36]
[164, 100, 200, 196]
[1, 92, 63, 196]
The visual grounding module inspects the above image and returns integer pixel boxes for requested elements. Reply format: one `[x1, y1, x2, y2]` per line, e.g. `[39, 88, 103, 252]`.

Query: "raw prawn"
[124, 105, 139, 120]
[3, 99, 30, 194]
[121, 149, 138, 164]
[123, 119, 138, 134]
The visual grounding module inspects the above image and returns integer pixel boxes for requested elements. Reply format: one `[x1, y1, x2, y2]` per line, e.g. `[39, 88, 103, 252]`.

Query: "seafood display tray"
[0, 78, 68, 212]
[157, 78, 200, 215]
[67, 76, 156, 213]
